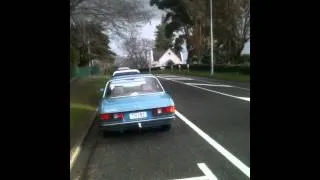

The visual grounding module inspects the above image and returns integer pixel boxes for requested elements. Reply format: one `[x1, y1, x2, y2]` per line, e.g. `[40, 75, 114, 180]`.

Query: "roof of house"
[153, 48, 181, 62]
[152, 49, 166, 62]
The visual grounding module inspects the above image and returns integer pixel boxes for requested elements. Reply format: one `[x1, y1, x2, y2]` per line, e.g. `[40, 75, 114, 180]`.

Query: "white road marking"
[158, 77, 250, 102]
[175, 110, 250, 178]
[172, 176, 208, 180]
[193, 78, 250, 91]
[171, 163, 218, 180]
[164, 77, 194, 81]
[197, 163, 218, 180]
[185, 83, 233, 88]
[157, 74, 250, 91]
[158, 75, 179, 78]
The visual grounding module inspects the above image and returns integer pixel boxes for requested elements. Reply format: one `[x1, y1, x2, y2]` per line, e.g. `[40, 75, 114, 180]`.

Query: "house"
[152, 48, 182, 67]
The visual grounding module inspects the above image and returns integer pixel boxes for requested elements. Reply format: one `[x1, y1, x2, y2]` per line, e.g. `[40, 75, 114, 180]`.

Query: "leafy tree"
[151, 0, 250, 64]
[70, 22, 115, 67]
[154, 19, 173, 50]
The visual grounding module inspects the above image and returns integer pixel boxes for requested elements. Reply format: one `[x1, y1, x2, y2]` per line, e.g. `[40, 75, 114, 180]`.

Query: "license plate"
[129, 111, 147, 120]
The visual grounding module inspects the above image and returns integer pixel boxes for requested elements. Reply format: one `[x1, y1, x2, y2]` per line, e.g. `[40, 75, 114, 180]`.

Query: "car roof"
[112, 69, 140, 76]
[110, 73, 156, 81]
[117, 67, 130, 70]
[113, 69, 140, 74]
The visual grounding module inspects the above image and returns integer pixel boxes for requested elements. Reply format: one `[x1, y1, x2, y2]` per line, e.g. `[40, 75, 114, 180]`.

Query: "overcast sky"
[109, 2, 250, 56]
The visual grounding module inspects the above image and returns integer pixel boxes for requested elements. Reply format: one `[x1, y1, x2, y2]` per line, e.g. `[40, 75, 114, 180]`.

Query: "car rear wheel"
[161, 124, 171, 131]
[102, 131, 110, 137]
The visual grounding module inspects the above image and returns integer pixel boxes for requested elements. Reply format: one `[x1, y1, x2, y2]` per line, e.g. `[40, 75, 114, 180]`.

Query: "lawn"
[152, 70, 250, 82]
[70, 76, 109, 149]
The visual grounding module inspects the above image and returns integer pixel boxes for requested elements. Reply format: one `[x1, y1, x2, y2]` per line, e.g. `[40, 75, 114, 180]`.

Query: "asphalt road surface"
[71, 74, 250, 180]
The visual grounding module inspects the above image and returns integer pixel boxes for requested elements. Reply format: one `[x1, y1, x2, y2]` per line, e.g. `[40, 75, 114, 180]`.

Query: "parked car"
[98, 74, 175, 136]
[112, 69, 140, 77]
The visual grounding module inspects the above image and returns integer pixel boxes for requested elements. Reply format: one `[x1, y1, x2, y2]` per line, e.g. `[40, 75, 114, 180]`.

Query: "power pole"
[149, 49, 153, 74]
[88, 40, 91, 67]
[210, 0, 215, 76]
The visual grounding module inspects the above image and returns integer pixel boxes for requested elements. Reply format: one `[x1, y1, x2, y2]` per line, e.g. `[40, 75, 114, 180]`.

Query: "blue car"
[97, 74, 175, 135]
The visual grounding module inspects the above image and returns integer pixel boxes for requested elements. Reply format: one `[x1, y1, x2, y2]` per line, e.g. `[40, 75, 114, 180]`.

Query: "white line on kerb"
[158, 77, 250, 102]
[70, 146, 81, 170]
[175, 110, 250, 178]
[70, 107, 98, 171]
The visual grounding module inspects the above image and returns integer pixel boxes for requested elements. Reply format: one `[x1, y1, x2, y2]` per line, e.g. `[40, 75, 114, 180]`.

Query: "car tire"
[103, 131, 110, 137]
[161, 124, 171, 131]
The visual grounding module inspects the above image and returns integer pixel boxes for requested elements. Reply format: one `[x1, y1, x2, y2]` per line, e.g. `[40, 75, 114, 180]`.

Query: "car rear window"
[106, 77, 163, 97]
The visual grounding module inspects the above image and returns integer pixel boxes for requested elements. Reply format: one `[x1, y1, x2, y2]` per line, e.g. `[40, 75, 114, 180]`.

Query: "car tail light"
[162, 106, 175, 113]
[153, 106, 175, 116]
[113, 113, 124, 119]
[100, 113, 112, 120]
[100, 113, 124, 121]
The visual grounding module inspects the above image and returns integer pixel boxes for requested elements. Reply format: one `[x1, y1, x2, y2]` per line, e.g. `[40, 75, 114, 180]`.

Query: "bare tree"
[71, 0, 155, 36]
[122, 30, 155, 69]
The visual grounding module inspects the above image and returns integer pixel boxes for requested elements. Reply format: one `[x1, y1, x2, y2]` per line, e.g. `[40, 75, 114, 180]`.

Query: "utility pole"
[88, 40, 91, 67]
[210, 0, 215, 76]
[149, 49, 153, 74]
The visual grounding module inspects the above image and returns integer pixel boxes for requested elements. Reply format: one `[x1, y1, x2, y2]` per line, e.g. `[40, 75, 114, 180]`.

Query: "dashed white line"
[158, 77, 250, 102]
[175, 110, 250, 178]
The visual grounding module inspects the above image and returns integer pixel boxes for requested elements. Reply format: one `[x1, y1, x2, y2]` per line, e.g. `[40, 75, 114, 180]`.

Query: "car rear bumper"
[98, 116, 175, 132]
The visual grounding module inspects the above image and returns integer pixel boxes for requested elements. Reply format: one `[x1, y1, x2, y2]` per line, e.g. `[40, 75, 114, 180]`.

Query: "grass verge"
[70, 75, 109, 149]
[152, 70, 250, 82]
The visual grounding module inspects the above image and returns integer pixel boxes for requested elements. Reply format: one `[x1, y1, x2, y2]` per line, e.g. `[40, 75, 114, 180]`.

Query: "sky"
[109, 3, 250, 56]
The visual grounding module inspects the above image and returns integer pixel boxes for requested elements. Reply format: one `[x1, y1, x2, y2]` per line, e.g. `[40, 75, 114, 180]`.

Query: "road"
[71, 74, 250, 180]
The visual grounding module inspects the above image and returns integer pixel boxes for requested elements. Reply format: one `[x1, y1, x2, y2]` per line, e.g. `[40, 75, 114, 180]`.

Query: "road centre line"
[175, 110, 250, 178]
